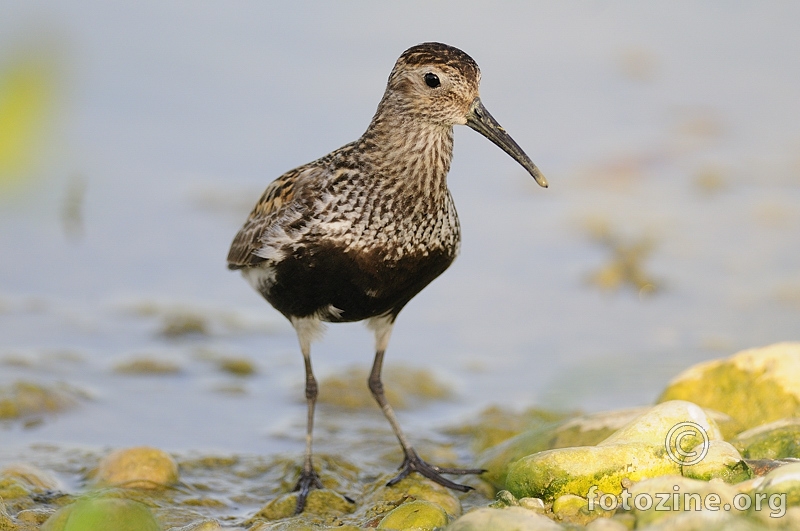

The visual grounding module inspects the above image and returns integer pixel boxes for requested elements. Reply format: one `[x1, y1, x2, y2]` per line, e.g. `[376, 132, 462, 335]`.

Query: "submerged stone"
[658, 342, 800, 430]
[166, 520, 223, 531]
[95, 447, 179, 489]
[114, 356, 182, 375]
[41, 497, 160, 531]
[376, 500, 448, 530]
[1, 463, 63, 491]
[448, 507, 563, 531]
[0, 381, 80, 420]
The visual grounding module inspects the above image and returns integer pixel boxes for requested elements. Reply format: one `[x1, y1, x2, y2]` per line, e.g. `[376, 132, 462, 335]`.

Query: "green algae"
[376, 500, 449, 530]
[732, 419, 800, 460]
[658, 343, 800, 430]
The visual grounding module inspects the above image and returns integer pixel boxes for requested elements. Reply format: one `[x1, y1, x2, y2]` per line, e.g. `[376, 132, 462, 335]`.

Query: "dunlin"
[228, 42, 547, 512]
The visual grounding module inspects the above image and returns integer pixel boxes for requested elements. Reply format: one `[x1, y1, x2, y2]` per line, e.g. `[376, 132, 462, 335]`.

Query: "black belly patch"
[261, 243, 456, 322]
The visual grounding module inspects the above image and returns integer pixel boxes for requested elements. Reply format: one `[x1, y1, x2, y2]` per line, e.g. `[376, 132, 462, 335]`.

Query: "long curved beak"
[465, 97, 548, 188]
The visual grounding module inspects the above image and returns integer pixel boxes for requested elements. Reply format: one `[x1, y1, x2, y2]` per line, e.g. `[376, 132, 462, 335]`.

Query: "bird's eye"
[424, 73, 441, 88]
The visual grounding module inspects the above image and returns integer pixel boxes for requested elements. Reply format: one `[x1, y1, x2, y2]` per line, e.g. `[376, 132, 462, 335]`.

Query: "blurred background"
[1, 2, 799, 456]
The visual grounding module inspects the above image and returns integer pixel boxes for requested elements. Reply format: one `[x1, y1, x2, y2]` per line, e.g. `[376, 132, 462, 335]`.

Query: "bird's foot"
[293, 468, 324, 514]
[386, 449, 485, 492]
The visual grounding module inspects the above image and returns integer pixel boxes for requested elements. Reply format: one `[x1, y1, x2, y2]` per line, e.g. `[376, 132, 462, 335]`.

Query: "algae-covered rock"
[95, 446, 179, 488]
[0, 500, 16, 530]
[505, 402, 720, 501]
[362, 475, 462, 519]
[551, 493, 611, 525]
[251, 489, 353, 521]
[598, 401, 721, 447]
[506, 442, 680, 501]
[658, 342, 800, 430]
[0, 381, 80, 420]
[681, 441, 751, 483]
[448, 507, 563, 531]
[41, 497, 160, 531]
[477, 408, 646, 489]
[114, 356, 182, 374]
[376, 500, 448, 530]
[732, 418, 800, 459]
[753, 461, 800, 508]
[1, 463, 63, 491]
[627, 475, 740, 527]
[166, 519, 223, 531]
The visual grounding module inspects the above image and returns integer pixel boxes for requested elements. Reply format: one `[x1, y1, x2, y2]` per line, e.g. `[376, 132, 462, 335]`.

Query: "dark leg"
[292, 323, 323, 514]
[366, 318, 484, 491]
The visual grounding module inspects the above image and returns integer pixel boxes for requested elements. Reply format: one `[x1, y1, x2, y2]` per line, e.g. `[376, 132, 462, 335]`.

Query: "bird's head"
[382, 42, 547, 187]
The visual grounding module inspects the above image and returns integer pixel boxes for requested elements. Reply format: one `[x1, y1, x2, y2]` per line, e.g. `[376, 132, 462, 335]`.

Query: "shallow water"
[1, 2, 799, 471]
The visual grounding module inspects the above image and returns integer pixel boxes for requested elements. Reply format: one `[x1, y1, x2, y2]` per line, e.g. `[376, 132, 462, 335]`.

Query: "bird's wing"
[227, 165, 312, 270]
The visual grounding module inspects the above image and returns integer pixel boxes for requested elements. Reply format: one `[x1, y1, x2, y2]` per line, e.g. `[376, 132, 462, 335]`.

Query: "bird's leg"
[292, 328, 323, 514]
[366, 318, 484, 491]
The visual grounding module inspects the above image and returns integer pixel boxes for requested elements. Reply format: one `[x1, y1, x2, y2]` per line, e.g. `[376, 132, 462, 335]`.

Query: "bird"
[227, 42, 547, 513]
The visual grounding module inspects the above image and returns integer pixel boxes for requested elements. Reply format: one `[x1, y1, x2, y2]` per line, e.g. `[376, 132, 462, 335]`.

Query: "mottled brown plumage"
[228, 42, 547, 513]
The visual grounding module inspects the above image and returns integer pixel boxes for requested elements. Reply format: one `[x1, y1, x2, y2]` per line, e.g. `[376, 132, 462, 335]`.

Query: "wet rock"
[114, 356, 182, 375]
[0, 475, 32, 500]
[0, 500, 16, 530]
[477, 408, 646, 488]
[15, 507, 55, 526]
[506, 402, 719, 501]
[597, 400, 721, 447]
[552, 493, 611, 525]
[519, 499, 546, 513]
[627, 475, 740, 528]
[0, 381, 80, 420]
[376, 500, 448, 530]
[382, 476, 462, 518]
[506, 442, 679, 501]
[41, 497, 160, 531]
[732, 418, 800, 459]
[448, 507, 564, 531]
[95, 447, 179, 489]
[217, 357, 256, 376]
[166, 520, 223, 531]
[753, 460, 800, 508]
[658, 342, 800, 430]
[1, 463, 63, 491]
[681, 441, 751, 483]
[250, 489, 354, 521]
[160, 313, 208, 337]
